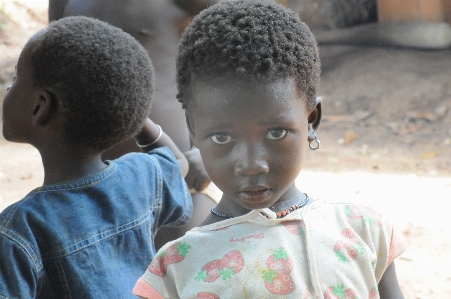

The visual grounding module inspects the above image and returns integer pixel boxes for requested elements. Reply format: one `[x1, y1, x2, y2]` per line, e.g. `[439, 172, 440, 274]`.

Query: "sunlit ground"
[8, 0, 46, 7]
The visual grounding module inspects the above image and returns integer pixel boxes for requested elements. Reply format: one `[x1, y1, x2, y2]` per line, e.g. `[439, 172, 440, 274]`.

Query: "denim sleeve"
[0, 233, 39, 298]
[146, 147, 192, 232]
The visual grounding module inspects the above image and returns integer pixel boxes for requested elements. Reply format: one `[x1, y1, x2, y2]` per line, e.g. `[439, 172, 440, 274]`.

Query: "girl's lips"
[239, 188, 271, 203]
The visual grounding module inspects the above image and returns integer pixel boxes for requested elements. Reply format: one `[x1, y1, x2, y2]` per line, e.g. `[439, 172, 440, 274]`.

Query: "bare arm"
[48, 0, 70, 22]
[136, 118, 189, 177]
[378, 262, 405, 299]
[172, 0, 220, 16]
[183, 146, 211, 191]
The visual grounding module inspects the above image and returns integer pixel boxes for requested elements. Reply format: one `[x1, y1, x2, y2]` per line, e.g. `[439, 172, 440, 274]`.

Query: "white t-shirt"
[134, 200, 406, 299]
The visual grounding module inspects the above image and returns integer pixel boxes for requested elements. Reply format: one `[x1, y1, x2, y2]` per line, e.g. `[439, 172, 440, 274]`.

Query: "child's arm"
[136, 118, 189, 177]
[183, 146, 211, 191]
[378, 262, 405, 299]
[48, 0, 70, 22]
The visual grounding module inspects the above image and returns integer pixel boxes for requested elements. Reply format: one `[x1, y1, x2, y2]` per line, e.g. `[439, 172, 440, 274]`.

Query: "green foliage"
[0, 2, 8, 17]
[0, 3, 8, 30]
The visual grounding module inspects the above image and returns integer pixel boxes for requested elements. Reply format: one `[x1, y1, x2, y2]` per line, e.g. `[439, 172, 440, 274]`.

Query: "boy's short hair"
[176, 0, 320, 111]
[31, 16, 154, 151]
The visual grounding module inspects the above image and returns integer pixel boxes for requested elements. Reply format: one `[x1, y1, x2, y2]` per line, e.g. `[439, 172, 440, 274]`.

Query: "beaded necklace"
[211, 194, 310, 219]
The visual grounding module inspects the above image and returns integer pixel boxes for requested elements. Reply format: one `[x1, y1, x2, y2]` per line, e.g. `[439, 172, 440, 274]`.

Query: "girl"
[133, 1, 406, 298]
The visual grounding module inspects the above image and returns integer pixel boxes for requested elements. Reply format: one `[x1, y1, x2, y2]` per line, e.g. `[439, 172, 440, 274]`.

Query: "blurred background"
[0, 0, 450, 298]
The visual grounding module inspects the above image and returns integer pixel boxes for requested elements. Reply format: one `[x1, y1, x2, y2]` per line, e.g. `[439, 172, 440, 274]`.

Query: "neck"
[38, 143, 106, 186]
[268, 185, 306, 212]
[203, 185, 311, 225]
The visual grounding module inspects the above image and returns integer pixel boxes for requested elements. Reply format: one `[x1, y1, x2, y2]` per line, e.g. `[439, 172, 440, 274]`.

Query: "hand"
[136, 119, 189, 177]
[183, 147, 211, 192]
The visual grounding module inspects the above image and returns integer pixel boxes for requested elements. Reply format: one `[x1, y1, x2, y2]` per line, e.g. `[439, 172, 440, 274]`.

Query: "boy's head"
[3, 16, 154, 151]
[176, 0, 320, 111]
[176, 0, 322, 212]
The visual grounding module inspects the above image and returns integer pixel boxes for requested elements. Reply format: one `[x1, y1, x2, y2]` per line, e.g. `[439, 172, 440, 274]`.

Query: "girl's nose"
[233, 143, 269, 176]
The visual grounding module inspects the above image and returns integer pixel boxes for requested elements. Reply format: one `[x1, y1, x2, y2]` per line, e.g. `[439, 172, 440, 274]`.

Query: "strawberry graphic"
[148, 255, 167, 277]
[345, 288, 358, 299]
[220, 250, 244, 274]
[283, 221, 305, 236]
[334, 240, 357, 261]
[262, 269, 295, 295]
[195, 259, 222, 282]
[262, 248, 295, 294]
[324, 284, 358, 299]
[341, 228, 356, 239]
[266, 247, 293, 273]
[149, 242, 190, 277]
[197, 292, 220, 299]
[369, 287, 380, 299]
[325, 285, 343, 299]
[163, 242, 191, 264]
[334, 228, 365, 262]
[196, 250, 244, 282]
[304, 290, 314, 299]
[345, 205, 383, 226]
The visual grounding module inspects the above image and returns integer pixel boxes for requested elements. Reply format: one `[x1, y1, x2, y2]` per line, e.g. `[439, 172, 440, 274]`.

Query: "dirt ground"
[0, 1, 450, 298]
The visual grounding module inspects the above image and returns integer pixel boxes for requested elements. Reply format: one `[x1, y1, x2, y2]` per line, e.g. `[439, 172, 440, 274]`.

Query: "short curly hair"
[31, 16, 154, 151]
[176, 0, 320, 111]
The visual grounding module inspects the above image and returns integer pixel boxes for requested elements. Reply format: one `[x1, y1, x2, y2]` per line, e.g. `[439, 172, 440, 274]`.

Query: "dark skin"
[185, 74, 404, 299]
[48, 0, 220, 249]
[3, 31, 188, 189]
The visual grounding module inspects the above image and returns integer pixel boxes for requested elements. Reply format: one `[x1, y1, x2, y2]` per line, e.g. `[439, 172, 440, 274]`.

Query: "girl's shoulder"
[321, 202, 386, 221]
[306, 200, 394, 237]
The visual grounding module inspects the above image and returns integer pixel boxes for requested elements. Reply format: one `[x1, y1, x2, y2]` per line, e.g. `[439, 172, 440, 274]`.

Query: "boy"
[0, 16, 191, 298]
[48, 0, 222, 249]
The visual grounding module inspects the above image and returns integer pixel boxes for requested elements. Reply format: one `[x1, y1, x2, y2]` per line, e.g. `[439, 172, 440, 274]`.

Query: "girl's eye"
[266, 128, 288, 140]
[210, 134, 232, 145]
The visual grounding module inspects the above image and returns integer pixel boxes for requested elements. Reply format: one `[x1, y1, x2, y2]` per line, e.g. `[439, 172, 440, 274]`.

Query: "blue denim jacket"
[0, 147, 191, 299]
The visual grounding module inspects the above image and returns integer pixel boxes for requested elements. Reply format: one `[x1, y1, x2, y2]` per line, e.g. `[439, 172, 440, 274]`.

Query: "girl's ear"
[185, 110, 198, 147]
[307, 97, 322, 142]
[32, 89, 57, 125]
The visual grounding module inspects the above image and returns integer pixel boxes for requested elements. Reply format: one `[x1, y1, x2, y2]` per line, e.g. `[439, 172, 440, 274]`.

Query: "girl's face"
[187, 74, 315, 211]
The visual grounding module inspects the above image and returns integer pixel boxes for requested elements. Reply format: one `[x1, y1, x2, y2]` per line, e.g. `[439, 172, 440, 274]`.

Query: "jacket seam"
[42, 209, 153, 260]
[54, 259, 72, 299]
[0, 227, 43, 273]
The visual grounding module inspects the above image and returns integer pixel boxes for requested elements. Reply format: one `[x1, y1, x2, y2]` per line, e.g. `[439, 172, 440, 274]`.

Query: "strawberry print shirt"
[133, 200, 406, 299]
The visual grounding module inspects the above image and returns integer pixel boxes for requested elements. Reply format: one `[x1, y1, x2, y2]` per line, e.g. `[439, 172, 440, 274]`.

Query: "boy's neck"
[38, 143, 107, 186]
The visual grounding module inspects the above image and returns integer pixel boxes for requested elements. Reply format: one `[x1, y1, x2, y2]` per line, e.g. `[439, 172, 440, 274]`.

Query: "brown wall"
[446, 0, 451, 22]
[378, 0, 451, 23]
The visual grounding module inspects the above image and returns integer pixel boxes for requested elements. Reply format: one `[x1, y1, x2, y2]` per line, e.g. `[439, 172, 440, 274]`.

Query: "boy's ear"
[185, 110, 198, 147]
[31, 89, 57, 125]
[307, 97, 322, 142]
